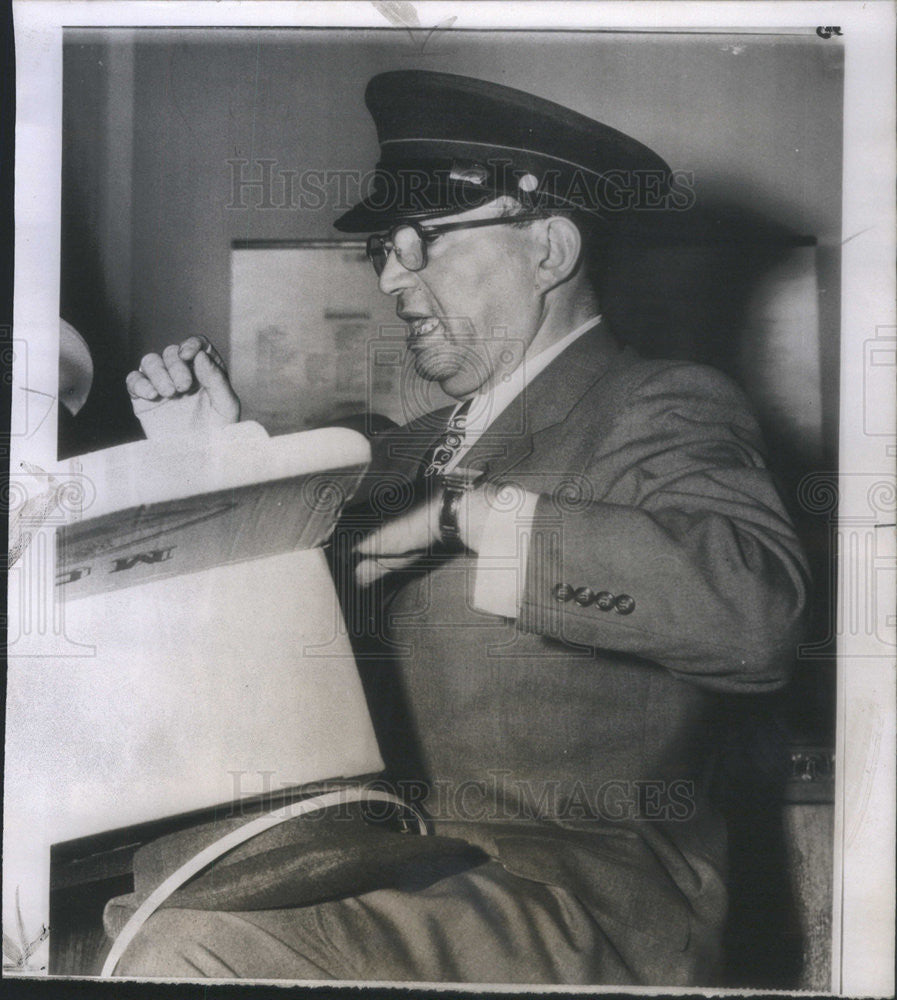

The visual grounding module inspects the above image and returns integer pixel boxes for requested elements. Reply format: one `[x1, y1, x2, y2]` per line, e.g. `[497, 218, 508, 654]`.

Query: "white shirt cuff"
[472, 489, 540, 618]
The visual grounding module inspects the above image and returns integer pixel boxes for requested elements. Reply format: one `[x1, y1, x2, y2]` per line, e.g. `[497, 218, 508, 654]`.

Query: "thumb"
[193, 349, 240, 422]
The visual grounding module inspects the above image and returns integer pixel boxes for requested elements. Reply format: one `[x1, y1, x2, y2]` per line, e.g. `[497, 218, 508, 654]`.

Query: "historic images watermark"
[225, 770, 697, 824]
[6, 467, 98, 657]
[225, 160, 697, 215]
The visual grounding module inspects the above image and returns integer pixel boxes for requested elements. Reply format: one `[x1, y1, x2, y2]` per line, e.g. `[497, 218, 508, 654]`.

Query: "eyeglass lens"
[366, 214, 546, 275]
[367, 225, 426, 276]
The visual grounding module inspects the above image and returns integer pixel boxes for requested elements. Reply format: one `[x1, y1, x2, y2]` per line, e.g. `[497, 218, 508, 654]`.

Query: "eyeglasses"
[365, 214, 547, 276]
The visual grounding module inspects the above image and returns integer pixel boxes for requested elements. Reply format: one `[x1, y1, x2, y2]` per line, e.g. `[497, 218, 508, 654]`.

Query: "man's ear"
[534, 216, 583, 291]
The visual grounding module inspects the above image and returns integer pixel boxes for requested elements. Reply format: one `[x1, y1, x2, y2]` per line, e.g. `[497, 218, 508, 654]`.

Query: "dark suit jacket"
[342, 322, 810, 984]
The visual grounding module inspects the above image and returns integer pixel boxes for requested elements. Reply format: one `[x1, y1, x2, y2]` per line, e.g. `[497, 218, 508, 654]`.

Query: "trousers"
[115, 859, 647, 983]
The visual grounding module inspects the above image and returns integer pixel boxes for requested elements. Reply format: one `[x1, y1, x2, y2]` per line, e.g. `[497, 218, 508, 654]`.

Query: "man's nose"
[377, 247, 418, 296]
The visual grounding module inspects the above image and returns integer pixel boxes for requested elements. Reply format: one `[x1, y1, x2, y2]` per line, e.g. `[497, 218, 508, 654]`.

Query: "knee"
[113, 908, 233, 977]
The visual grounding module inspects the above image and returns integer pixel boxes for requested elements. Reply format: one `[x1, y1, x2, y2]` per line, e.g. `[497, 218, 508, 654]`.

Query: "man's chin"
[412, 347, 489, 396]
[411, 348, 464, 384]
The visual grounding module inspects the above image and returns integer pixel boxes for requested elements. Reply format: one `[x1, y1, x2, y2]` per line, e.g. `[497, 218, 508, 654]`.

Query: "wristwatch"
[438, 468, 482, 552]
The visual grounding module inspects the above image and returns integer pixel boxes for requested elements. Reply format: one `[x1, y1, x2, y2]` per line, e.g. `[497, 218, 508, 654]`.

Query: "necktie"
[422, 399, 472, 479]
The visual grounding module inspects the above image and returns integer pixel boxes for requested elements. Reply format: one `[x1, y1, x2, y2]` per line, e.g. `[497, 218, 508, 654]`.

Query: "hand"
[353, 486, 492, 586]
[125, 337, 240, 438]
[353, 494, 440, 586]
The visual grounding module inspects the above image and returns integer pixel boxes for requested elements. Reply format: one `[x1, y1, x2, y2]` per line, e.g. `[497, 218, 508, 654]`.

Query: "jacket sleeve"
[512, 363, 811, 693]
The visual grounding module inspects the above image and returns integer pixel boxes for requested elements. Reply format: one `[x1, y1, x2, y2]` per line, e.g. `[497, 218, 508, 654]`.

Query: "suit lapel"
[370, 404, 457, 480]
[462, 324, 631, 480]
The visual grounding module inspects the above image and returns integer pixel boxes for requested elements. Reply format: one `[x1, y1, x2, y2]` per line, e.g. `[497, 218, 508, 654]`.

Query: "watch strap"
[438, 468, 483, 552]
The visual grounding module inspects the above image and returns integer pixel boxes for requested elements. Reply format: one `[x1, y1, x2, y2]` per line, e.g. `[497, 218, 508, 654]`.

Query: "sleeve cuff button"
[614, 594, 636, 615]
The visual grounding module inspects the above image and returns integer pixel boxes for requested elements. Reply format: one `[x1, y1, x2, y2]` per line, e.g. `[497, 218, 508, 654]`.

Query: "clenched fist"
[126, 337, 240, 438]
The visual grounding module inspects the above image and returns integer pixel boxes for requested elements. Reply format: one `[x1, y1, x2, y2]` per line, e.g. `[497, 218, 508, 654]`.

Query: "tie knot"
[449, 398, 472, 429]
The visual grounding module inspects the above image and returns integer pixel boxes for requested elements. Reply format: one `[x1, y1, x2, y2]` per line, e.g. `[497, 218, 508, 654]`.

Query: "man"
[119, 71, 809, 984]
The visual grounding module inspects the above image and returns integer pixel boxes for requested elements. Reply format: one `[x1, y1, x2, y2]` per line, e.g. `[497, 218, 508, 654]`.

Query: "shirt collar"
[460, 314, 604, 433]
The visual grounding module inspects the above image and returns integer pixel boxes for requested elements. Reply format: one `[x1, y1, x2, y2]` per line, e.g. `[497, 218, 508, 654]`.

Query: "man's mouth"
[400, 312, 467, 382]
[405, 315, 445, 345]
